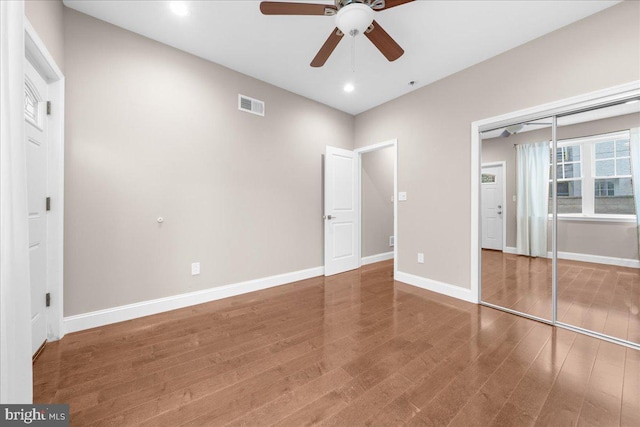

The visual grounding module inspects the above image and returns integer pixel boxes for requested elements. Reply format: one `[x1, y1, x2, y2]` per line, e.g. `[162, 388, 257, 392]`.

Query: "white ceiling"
[63, 0, 620, 115]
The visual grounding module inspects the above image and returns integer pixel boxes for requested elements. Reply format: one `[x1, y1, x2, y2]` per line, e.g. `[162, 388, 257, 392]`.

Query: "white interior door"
[481, 164, 504, 250]
[25, 59, 49, 354]
[324, 146, 360, 276]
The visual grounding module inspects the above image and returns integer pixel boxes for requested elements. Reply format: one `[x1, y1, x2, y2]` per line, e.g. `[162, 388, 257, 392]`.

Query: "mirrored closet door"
[479, 95, 640, 349]
[480, 118, 553, 322]
[556, 101, 640, 346]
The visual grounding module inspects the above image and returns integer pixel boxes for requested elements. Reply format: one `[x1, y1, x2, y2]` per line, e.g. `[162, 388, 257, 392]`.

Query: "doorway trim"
[480, 161, 507, 252]
[471, 80, 640, 349]
[354, 139, 398, 278]
[25, 19, 65, 341]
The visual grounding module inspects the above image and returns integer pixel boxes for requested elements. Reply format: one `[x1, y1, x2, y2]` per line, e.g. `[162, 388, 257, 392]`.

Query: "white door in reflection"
[481, 164, 504, 251]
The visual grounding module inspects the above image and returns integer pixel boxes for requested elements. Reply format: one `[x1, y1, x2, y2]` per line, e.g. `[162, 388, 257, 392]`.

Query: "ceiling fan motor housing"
[336, 3, 375, 37]
[336, 0, 386, 10]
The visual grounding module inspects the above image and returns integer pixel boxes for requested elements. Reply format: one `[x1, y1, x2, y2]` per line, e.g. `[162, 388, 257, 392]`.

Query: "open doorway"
[323, 140, 398, 277]
[361, 145, 396, 265]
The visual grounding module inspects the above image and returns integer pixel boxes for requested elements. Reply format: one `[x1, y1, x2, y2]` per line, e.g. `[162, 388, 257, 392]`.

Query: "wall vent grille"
[238, 94, 265, 116]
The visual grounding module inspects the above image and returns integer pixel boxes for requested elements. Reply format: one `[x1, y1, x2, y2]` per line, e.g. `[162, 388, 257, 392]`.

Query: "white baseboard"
[503, 246, 639, 268]
[503, 246, 518, 254]
[395, 271, 478, 304]
[362, 251, 394, 265]
[63, 266, 324, 334]
[554, 251, 640, 268]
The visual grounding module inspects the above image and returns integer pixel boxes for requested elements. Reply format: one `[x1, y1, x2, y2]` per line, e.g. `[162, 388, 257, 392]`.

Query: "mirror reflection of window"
[547, 131, 635, 216]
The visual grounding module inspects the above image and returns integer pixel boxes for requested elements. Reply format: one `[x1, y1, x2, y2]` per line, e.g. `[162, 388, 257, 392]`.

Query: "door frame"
[480, 161, 506, 252]
[354, 139, 398, 277]
[25, 19, 65, 341]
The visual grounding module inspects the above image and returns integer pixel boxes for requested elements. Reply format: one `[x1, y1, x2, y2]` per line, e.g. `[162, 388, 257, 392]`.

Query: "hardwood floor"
[34, 260, 640, 426]
[482, 249, 640, 344]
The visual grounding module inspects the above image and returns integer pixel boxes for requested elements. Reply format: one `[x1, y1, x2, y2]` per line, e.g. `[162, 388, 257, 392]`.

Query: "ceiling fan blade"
[260, 2, 336, 15]
[311, 28, 343, 67]
[365, 20, 404, 62]
[377, 0, 415, 11]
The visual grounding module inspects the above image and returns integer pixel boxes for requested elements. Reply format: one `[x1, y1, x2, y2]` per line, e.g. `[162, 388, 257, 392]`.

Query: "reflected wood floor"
[34, 260, 640, 426]
[482, 250, 640, 344]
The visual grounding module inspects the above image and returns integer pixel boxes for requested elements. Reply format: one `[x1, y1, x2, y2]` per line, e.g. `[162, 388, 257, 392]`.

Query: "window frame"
[552, 143, 582, 201]
[551, 130, 635, 221]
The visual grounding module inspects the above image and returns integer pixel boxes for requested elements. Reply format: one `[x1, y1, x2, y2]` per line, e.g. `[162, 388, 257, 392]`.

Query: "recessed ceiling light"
[625, 99, 639, 105]
[169, 1, 189, 16]
[344, 83, 355, 93]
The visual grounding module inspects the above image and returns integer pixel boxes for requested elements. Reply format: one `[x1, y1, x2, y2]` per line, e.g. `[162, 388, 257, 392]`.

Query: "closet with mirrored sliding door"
[477, 86, 640, 350]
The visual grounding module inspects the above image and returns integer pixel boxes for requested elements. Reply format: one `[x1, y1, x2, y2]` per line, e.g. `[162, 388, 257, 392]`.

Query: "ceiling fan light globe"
[336, 3, 374, 37]
[506, 123, 525, 134]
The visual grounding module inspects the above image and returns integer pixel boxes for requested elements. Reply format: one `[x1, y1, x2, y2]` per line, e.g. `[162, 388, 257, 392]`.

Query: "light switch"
[417, 253, 424, 264]
[399, 192, 407, 201]
[512, 195, 517, 202]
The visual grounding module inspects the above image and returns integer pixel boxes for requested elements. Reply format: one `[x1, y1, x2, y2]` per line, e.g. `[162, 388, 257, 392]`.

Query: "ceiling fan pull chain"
[351, 35, 356, 73]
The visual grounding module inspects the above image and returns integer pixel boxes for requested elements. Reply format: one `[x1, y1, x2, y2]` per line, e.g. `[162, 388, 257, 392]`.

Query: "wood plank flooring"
[482, 250, 640, 345]
[34, 260, 640, 426]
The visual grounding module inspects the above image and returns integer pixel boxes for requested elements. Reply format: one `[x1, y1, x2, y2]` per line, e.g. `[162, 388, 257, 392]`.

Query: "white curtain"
[1, 0, 33, 403]
[630, 127, 640, 260]
[516, 141, 550, 257]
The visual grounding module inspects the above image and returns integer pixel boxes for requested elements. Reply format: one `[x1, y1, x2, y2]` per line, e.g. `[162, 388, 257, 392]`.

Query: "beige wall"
[63, 9, 354, 316]
[482, 113, 640, 259]
[43, 2, 640, 315]
[25, 0, 64, 72]
[354, 2, 640, 289]
[361, 147, 395, 257]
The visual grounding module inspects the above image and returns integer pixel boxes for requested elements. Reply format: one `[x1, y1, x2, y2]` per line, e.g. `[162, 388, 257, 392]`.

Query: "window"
[548, 131, 634, 217]
[593, 138, 634, 215]
[24, 78, 42, 128]
[550, 145, 582, 213]
[482, 173, 496, 183]
[595, 179, 614, 196]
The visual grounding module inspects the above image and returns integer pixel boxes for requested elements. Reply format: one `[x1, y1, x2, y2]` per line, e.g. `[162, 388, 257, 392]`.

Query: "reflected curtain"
[0, 0, 33, 403]
[630, 127, 640, 259]
[516, 141, 550, 257]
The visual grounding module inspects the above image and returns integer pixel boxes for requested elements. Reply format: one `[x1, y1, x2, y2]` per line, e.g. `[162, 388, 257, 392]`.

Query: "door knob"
[497, 211, 502, 215]
[324, 214, 336, 220]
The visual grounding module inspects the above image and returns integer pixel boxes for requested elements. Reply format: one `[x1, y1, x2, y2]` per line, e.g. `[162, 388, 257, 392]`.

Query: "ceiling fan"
[500, 124, 525, 138]
[260, 0, 414, 67]
[499, 121, 553, 138]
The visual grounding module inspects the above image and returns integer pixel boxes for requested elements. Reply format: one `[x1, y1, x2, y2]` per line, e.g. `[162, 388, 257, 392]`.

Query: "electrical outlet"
[398, 192, 407, 201]
[191, 262, 200, 276]
[417, 253, 424, 264]
[512, 195, 516, 202]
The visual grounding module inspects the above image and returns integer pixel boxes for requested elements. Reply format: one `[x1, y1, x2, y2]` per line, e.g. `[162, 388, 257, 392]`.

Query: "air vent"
[238, 94, 265, 117]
